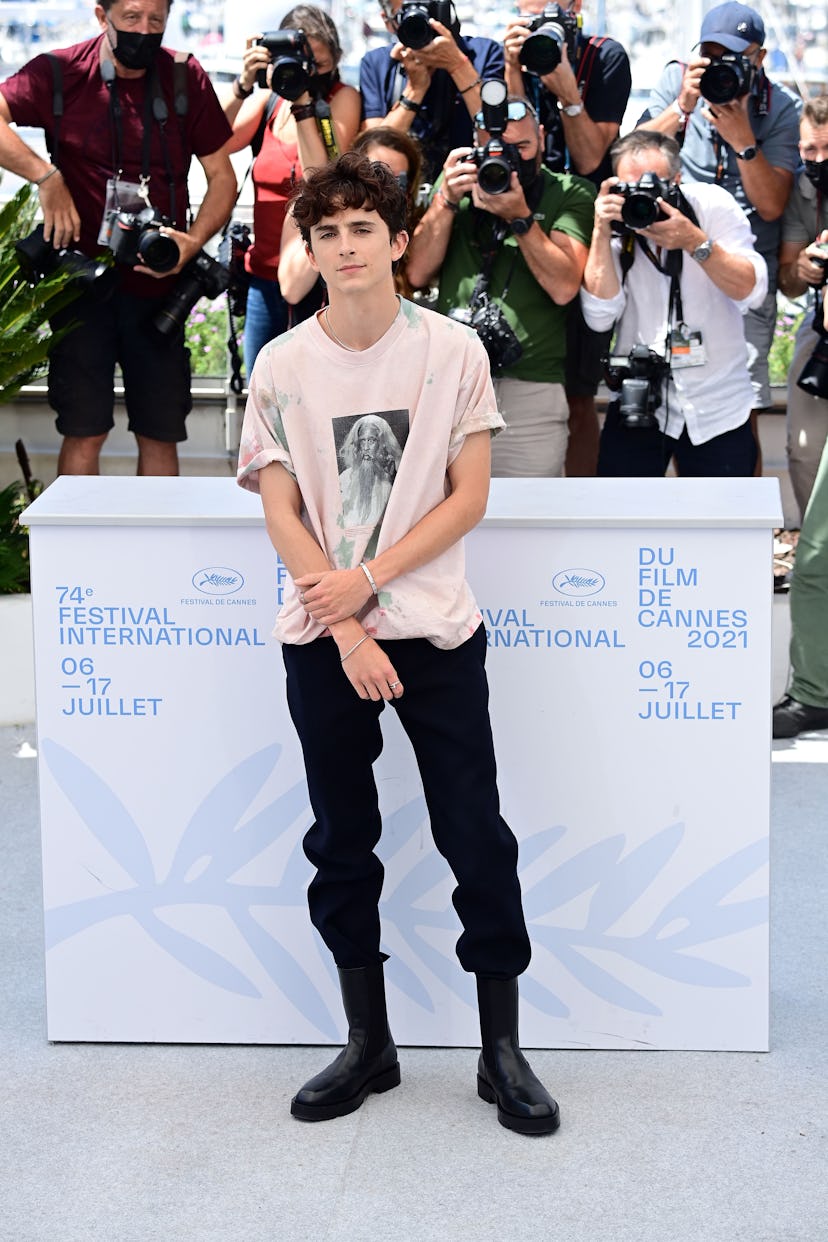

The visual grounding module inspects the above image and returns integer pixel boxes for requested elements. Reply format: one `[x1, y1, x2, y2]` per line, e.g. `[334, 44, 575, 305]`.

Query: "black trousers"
[282, 624, 531, 978]
[597, 402, 758, 477]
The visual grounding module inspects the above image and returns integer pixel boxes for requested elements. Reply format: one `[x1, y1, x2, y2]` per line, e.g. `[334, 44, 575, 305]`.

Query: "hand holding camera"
[236, 36, 272, 96]
[253, 29, 315, 100]
[798, 239, 828, 289]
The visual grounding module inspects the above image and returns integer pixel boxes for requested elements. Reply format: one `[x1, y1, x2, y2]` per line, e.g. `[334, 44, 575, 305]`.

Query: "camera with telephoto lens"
[107, 205, 180, 273]
[470, 79, 520, 195]
[217, 221, 252, 317]
[699, 54, 755, 105]
[397, 0, 455, 50]
[15, 224, 115, 299]
[519, 3, 581, 75]
[448, 294, 523, 372]
[254, 30, 315, 98]
[604, 344, 671, 430]
[152, 250, 229, 340]
[611, 172, 681, 231]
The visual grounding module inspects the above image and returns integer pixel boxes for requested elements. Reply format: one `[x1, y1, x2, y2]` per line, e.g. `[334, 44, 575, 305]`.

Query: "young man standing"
[237, 152, 559, 1136]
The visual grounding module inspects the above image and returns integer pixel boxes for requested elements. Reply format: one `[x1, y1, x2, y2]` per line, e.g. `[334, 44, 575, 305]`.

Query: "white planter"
[0, 594, 35, 725]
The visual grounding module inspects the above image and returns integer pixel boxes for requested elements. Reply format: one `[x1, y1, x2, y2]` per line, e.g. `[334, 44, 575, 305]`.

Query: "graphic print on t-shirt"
[333, 409, 409, 530]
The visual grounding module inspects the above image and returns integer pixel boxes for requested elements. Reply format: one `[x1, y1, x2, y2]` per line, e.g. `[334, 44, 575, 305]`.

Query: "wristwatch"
[691, 237, 714, 264]
[735, 145, 758, 161]
[510, 214, 535, 236]
[557, 100, 584, 117]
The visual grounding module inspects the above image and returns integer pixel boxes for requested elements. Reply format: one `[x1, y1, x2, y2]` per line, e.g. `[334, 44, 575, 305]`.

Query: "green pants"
[790, 426, 828, 706]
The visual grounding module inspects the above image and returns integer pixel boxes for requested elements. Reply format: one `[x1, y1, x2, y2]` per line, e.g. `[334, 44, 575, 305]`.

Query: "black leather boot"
[290, 961, 400, 1121]
[476, 975, 560, 1136]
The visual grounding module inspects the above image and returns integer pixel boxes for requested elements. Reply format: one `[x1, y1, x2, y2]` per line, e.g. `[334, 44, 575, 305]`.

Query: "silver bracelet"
[340, 634, 369, 664]
[359, 560, 379, 596]
[34, 165, 58, 187]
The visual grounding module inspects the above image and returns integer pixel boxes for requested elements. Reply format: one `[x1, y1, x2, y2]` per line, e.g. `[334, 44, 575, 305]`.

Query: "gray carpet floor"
[1, 596, 826, 1242]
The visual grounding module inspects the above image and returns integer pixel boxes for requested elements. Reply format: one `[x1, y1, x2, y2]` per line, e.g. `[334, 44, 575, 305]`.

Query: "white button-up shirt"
[580, 182, 768, 444]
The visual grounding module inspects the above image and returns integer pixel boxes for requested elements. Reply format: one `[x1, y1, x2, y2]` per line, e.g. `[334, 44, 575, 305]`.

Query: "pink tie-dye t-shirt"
[237, 298, 503, 650]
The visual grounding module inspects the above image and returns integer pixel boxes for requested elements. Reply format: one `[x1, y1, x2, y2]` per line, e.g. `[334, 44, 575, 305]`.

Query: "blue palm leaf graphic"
[202, 781, 309, 884]
[232, 909, 340, 1039]
[517, 825, 567, 870]
[620, 942, 750, 988]
[519, 972, 569, 1019]
[136, 909, 262, 997]
[648, 839, 768, 949]
[542, 935, 663, 1016]
[386, 952, 438, 1013]
[41, 738, 156, 887]
[167, 745, 281, 882]
[520, 835, 625, 920]
[587, 822, 685, 933]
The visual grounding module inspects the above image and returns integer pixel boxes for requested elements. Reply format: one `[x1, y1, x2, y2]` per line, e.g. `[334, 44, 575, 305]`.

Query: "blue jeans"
[243, 275, 290, 377]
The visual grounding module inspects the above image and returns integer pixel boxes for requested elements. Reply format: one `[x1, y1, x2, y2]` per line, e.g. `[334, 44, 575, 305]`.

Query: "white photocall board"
[23, 475, 782, 1051]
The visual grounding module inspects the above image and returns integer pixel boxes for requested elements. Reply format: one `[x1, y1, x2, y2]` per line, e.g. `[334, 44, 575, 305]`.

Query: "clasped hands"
[295, 566, 375, 628]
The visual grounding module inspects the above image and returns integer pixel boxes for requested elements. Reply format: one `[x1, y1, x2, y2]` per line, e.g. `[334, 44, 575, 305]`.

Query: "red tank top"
[246, 83, 345, 281]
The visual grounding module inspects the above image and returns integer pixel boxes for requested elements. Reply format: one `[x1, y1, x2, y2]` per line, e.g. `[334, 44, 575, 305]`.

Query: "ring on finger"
[389, 680, 400, 689]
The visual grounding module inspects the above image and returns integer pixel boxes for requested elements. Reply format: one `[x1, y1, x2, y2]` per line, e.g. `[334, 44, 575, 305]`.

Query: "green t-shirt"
[434, 167, 595, 383]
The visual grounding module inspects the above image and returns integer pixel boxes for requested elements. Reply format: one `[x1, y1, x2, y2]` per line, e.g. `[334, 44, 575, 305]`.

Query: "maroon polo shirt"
[1, 34, 232, 295]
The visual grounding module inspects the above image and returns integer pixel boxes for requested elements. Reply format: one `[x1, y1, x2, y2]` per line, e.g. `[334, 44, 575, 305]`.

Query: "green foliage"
[0, 184, 85, 402]
[185, 295, 244, 377]
[769, 301, 807, 388]
[0, 473, 40, 594]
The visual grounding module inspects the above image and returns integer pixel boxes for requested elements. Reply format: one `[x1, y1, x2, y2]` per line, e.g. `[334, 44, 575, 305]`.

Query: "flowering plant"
[184, 295, 244, 377]
[768, 298, 806, 388]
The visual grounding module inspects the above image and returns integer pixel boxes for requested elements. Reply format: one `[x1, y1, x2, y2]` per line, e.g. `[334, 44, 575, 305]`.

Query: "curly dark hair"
[290, 152, 409, 246]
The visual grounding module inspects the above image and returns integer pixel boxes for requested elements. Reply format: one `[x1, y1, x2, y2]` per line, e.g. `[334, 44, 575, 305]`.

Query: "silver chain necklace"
[324, 307, 358, 352]
[323, 297, 402, 353]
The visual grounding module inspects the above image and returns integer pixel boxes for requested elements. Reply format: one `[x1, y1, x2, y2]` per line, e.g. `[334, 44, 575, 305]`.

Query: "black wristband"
[233, 76, 254, 100]
[291, 102, 316, 122]
[397, 96, 422, 114]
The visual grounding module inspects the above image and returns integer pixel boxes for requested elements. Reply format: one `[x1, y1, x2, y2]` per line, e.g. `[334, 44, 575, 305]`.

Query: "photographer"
[777, 96, 828, 524]
[773, 288, 828, 740]
[360, 0, 503, 184]
[0, 0, 236, 476]
[636, 2, 799, 440]
[223, 5, 360, 372]
[406, 89, 593, 477]
[503, 0, 631, 475]
[581, 130, 767, 477]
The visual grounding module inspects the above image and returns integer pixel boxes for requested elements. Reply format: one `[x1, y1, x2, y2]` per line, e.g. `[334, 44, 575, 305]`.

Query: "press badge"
[97, 176, 151, 245]
[669, 326, 706, 368]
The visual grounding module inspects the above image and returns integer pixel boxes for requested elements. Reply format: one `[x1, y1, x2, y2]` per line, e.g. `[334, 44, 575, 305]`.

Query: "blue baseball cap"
[699, 2, 765, 52]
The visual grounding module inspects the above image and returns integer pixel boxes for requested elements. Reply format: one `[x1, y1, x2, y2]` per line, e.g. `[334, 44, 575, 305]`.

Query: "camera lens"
[621, 193, 660, 230]
[619, 378, 659, 429]
[272, 58, 311, 100]
[398, 6, 434, 50]
[700, 61, 741, 105]
[137, 230, 180, 274]
[519, 24, 564, 75]
[478, 157, 512, 195]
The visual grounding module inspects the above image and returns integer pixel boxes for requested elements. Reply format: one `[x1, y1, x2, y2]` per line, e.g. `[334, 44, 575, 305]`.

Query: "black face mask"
[804, 159, 828, 195]
[310, 70, 338, 100]
[515, 152, 540, 190]
[108, 22, 164, 71]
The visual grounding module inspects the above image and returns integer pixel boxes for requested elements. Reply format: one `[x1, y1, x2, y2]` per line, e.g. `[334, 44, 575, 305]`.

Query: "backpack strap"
[46, 53, 63, 166]
[173, 50, 190, 118]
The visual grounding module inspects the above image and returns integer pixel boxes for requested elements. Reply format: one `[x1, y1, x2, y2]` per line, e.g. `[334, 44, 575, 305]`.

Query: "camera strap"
[107, 61, 182, 225]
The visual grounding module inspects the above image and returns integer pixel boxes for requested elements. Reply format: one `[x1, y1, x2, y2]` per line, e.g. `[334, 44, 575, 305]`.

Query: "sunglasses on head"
[474, 100, 531, 128]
